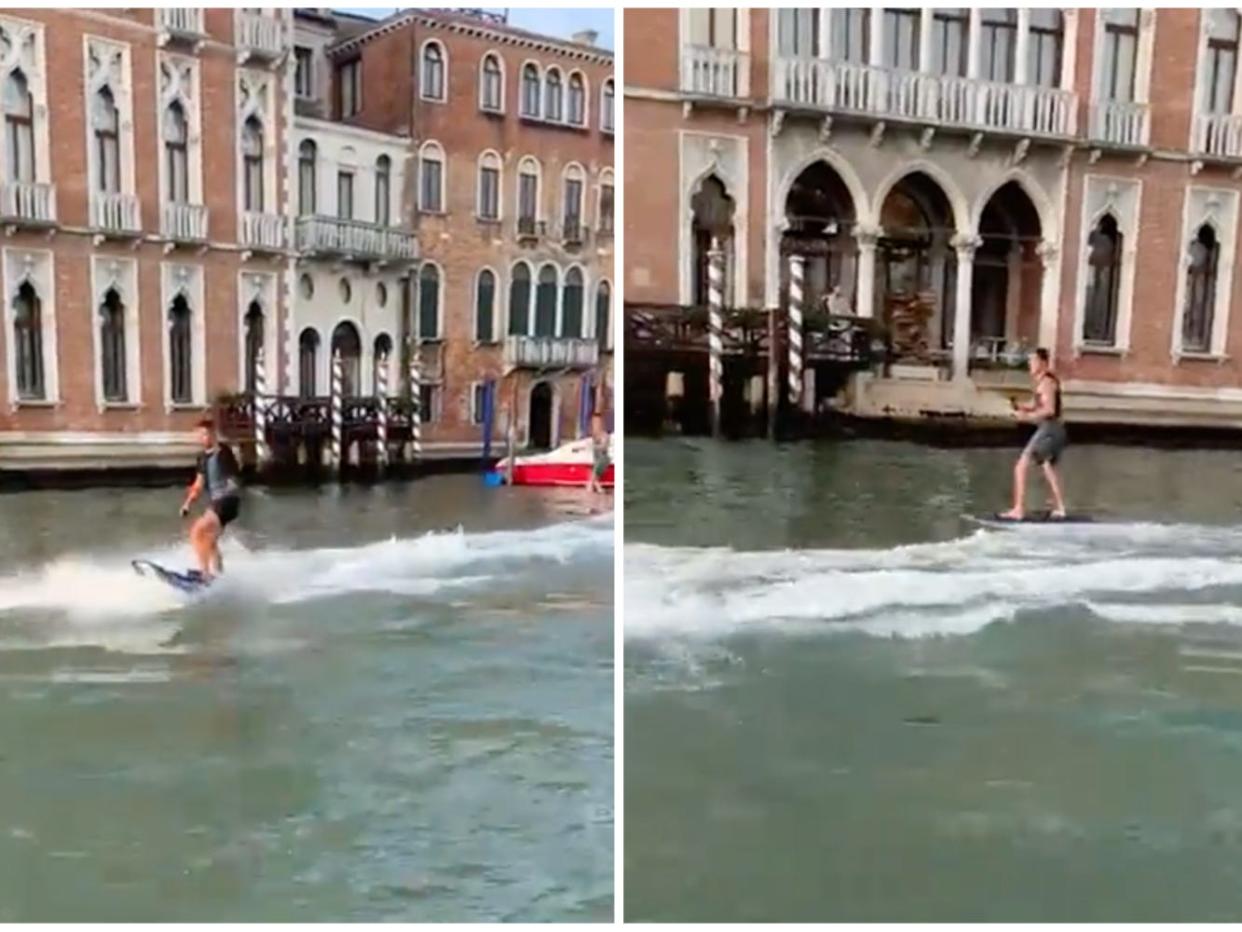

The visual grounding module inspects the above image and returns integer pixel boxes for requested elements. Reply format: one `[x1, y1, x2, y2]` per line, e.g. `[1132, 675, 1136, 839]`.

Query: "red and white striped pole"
[788, 253, 805, 408]
[707, 238, 724, 439]
[376, 353, 389, 470]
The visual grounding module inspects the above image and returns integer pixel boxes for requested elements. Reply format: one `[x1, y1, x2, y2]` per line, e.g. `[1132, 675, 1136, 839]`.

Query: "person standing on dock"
[587, 411, 611, 502]
[1001, 348, 1068, 520]
[180, 418, 243, 579]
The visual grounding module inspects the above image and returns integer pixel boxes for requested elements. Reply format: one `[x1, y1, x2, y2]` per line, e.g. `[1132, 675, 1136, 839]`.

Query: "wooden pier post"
[376, 352, 390, 471]
[767, 305, 779, 441]
[707, 239, 725, 439]
[787, 254, 805, 409]
[253, 346, 270, 469]
[330, 349, 343, 477]
[407, 342, 423, 463]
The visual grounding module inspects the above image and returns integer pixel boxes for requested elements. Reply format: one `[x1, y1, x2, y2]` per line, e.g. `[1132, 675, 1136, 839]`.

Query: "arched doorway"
[529, 381, 554, 449]
[244, 301, 264, 392]
[782, 161, 858, 312]
[330, 321, 362, 395]
[877, 173, 957, 357]
[691, 175, 735, 306]
[975, 181, 1043, 359]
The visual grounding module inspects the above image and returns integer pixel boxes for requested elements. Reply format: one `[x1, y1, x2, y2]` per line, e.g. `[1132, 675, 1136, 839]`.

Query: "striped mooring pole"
[330, 349, 343, 476]
[788, 253, 805, 408]
[707, 238, 724, 439]
[407, 344, 423, 462]
[253, 346, 270, 467]
[376, 353, 390, 470]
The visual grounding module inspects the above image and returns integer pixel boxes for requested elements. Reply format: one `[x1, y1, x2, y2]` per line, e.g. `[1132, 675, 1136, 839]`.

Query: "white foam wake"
[625, 521, 1242, 641]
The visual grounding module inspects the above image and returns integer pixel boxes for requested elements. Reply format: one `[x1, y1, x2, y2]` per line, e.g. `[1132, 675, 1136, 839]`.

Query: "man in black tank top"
[179, 418, 243, 578]
[1001, 347, 1068, 519]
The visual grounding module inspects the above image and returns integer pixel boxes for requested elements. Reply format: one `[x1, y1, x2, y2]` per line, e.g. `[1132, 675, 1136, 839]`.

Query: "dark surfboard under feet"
[966, 511, 1096, 528]
[132, 559, 213, 593]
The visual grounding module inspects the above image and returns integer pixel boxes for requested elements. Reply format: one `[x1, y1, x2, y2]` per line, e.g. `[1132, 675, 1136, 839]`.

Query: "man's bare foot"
[998, 507, 1024, 519]
[1050, 509, 1067, 519]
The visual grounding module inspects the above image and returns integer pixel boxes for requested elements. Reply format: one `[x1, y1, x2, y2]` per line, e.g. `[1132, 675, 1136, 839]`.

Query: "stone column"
[1035, 239, 1060, 357]
[967, 9, 982, 79]
[952, 235, 981, 381]
[854, 225, 881, 320]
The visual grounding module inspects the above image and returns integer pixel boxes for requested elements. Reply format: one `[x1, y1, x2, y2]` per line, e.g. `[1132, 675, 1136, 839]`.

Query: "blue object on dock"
[483, 470, 505, 487]
[481, 377, 496, 469]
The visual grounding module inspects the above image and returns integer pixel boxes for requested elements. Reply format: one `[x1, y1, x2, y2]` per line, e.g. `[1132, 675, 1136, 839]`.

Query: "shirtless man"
[1000, 348, 1067, 520]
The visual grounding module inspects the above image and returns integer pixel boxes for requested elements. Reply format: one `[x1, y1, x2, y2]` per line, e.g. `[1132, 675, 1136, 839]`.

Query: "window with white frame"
[1100, 9, 1140, 103]
[3, 70, 33, 183]
[375, 155, 390, 225]
[243, 301, 264, 393]
[595, 280, 611, 349]
[1173, 188, 1239, 358]
[687, 9, 738, 49]
[601, 78, 614, 132]
[99, 287, 127, 403]
[299, 327, 320, 397]
[562, 164, 584, 239]
[518, 157, 540, 233]
[478, 150, 501, 220]
[931, 9, 968, 77]
[163, 101, 188, 203]
[829, 9, 868, 63]
[13, 278, 44, 400]
[567, 71, 586, 125]
[776, 9, 820, 57]
[1183, 224, 1221, 353]
[882, 8, 921, 71]
[421, 40, 446, 101]
[1029, 10, 1064, 89]
[0, 19, 47, 188]
[509, 262, 531, 335]
[418, 141, 444, 213]
[168, 293, 194, 404]
[298, 140, 316, 215]
[562, 267, 584, 337]
[598, 174, 614, 233]
[480, 52, 503, 112]
[295, 46, 314, 98]
[1083, 214, 1124, 345]
[471, 381, 487, 425]
[534, 263, 557, 336]
[1203, 9, 1240, 114]
[241, 116, 264, 210]
[92, 86, 120, 194]
[544, 67, 563, 122]
[418, 263, 442, 339]
[475, 268, 496, 342]
[337, 168, 353, 220]
[980, 9, 1018, 84]
[521, 62, 541, 116]
[337, 57, 361, 117]
[419, 383, 439, 423]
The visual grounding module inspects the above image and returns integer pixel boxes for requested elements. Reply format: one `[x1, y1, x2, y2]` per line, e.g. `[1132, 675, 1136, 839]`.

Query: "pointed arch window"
[509, 263, 531, 336]
[1184, 224, 1221, 353]
[562, 268, 584, 338]
[331, 321, 362, 396]
[169, 295, 193, 404]
[475, 269, 496, 342]
[373, 333, 393, 394]
[535, 264, 558, 337]
[3, 69, 34, 183]
[242, 116, 264, 211]
[522, 63, 541, 117]
[93, 86, 120, 193]
[164, 101, 188, 203]
[418, 142, 444, 213]
[244, 302, 264, 393]
[100, 288, 127, 403]
[13, 281, 44, 400]
[1083, 214, 1124, 346]
[298, 140, 317, 215]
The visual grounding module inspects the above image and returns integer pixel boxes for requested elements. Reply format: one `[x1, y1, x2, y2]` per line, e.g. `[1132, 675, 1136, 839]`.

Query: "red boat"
[508, 436, 614, 488]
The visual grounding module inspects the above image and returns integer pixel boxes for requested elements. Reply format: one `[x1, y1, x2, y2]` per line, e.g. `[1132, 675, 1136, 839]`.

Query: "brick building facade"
[626, 8, 1242, 428]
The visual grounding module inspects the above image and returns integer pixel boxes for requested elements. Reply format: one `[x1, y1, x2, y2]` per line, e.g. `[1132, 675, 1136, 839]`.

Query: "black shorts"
[210, 495, 241, 528]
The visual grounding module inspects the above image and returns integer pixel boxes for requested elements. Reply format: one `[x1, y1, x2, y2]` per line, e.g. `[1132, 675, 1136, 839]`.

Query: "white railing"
[505, 335, 600, 370]
[237, 11, 283, 58]
[0, 181, 55, 224]
[771, 58, 1076, 138]
[1088, 100, 1150, 148]
[1193, 112, 1242, 159]
[162, 202, 208, 241]
[241, 210, 286, 250]
[160, 8, 204, 36]
[296, 216, 418, 260]
[90, 191, 140, 232]
[681, 44, 748, 99]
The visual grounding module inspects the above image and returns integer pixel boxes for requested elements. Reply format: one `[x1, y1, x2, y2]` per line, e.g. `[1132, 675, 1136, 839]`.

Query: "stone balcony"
[161, 201, 208, 243]
[236, 11, 284, 62]
[296, 215, 418, 263]
[771, 58, 1077, 140]
[1087, 99, 1150, 149]
[158, 9, 206, 46]
[504, 335, 600, 370]
[0, 181, 56, 228]
[681, 44, 750, 99]
[90, 192, 140, 237]
[241, 210, 286, 252]
[1192, 111, 1242, 161]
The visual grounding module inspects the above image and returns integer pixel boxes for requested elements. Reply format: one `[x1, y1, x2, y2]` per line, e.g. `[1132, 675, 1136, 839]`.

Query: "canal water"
[0, 477, 613, 922]
[626, 437, 1242, 922]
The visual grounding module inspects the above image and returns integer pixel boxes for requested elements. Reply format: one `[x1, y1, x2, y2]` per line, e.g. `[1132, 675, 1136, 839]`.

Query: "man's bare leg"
[190, 516, 214, 576]
[1042, 462, 1067, 517]
[999, 454, 1030, 519]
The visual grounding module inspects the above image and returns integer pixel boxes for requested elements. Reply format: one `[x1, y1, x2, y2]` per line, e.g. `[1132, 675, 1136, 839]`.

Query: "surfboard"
[131, 559, 212, 593]
[966, 511, 1096, 529]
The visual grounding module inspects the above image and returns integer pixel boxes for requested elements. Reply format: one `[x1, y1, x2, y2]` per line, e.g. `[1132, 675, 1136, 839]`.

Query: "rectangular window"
[479, 166, 500, 220]
[687, 8, 738, 49]
[471, 382, 487, 425]
[830, 9, 869, 64]
[1101, 10, 1140, 103]
[337, 170, 354, 220]
[980, 9, 1017, 83]
[599, 184, 614, 233]
[375, 170, 389, 225]
[418, 383, 438, 423]
[1028, 9, 1063, 89]
[420, 158, 442, 212]
[295, 46, 314, 99]
[519, 172, 538, 223]
[1205, 10, 1240, 114]
[564, 178, 582, 227]
[776, 9, 819, 57]
[883, 8, 921, 71]
[337, 58, 361, 117]
[931, 9, 968, 78]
